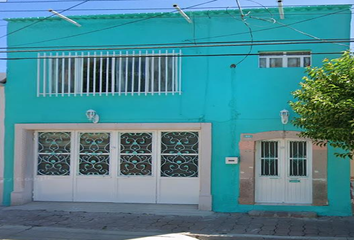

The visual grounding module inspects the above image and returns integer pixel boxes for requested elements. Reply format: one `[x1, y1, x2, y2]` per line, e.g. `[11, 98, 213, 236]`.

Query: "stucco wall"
[4, 5, 353, 215]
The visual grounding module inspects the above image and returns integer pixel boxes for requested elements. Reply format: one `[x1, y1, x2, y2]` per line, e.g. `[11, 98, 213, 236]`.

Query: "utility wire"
[10, 0, 217, 47]
[0, 0, 352, 7]
[10, 6, 349, 48]
[3, 40, 354, 54]
[0, 0, 135, 3]
[0, 0, 91, 40]
[245, 0, 350, 48]
[3, 38, 352, 50]
[0, 51, 349, 61]
[0, 8, 353, 13]
[187, 8, 350, 42]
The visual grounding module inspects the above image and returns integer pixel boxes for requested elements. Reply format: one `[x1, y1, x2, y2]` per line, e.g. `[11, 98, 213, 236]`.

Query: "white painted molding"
[11, 123, 212, 211]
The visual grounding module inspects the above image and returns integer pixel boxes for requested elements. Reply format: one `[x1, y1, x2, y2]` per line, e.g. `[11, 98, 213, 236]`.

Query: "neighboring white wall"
[0, 85, 4, 205]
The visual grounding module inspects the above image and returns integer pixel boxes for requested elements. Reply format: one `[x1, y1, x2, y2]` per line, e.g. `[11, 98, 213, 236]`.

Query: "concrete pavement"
[0, 225, 197, 240]
[0, 203, 354, 239]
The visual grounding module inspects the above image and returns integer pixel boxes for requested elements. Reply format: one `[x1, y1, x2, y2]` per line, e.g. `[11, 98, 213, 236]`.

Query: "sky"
[0, 0, 352, 72]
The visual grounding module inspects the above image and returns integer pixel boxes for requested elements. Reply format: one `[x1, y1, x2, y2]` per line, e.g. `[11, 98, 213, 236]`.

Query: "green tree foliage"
[290, 51, 354, 158]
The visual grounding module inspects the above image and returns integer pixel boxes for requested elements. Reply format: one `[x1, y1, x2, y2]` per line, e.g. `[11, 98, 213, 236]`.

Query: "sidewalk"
[0, 205, 354, 239]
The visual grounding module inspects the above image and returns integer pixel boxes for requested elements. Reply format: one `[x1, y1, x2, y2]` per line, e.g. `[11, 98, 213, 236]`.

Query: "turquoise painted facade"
[3, 5, 353, 215]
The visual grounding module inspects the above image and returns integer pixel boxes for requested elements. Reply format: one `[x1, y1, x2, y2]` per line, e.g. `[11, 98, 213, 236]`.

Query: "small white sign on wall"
[226, 157, 239, 164]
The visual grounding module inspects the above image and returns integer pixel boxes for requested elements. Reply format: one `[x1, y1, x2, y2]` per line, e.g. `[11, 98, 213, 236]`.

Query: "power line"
[0, 0, 136, 3]
[3, 39, 353, 54]
[0, 38, 351, 50]
[11, 7, 350, 49]
[0, 6, 353, 13]
[10, 0, 218, 47]
[2, 38, 353, 51]
[0, 0, 90, 40]
[0, 0, 352, 8]
[1, 6, 352, 13]
[246, 0, 349, 48]
[189, 8, 350, 42]
[0, 51, 349, 61]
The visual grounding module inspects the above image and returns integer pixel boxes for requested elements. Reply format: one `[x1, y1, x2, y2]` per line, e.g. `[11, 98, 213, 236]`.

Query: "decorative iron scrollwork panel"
[79, 132, 110, 154]
[79, 133, 110, 175]
[79, 155, 110, 175]
[120, 133, 152, 154]
[37, 132, 71, 176]
[120, 155, 152, 176]
[38, 132, 71, 154]
[38, 154, 71, 176]
[161, 155, 198, 177]
[161, 132, 199, 154]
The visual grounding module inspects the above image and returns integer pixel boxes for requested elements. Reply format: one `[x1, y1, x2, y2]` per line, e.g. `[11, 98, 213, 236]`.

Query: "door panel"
[256, 139, 312, 204]
[34, 130, 200, 205]
[34, 177, 73, 201]
[33, 132, 73, 201]
[117, 177, 156, 203]
[157, 132, 200, 204]
[75, 177, 115, 202]
[285, 141, 312, 204]
[255, 141, 284, 203]
[116, 132, 157, 203]
[75, 132, 115, 202]
[158, 178, 199, 204]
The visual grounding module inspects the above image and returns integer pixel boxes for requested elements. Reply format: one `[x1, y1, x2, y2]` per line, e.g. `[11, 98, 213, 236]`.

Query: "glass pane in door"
[289, 141, 307, 176]
[160, 132, 199, 177]
[119, 133, 153, 176]
[37, 132, 71, 176]
[78, 132, 110, 175]
[260, 141, 278, 176]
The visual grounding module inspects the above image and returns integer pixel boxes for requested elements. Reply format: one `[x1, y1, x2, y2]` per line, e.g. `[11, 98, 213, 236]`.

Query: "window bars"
[37, 50, 182, 97]
[260, 141, 279, 176]
[289, 141, 307, 177]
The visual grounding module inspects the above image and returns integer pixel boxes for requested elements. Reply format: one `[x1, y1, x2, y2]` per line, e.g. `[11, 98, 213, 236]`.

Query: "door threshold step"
[248, 210, 317, 218]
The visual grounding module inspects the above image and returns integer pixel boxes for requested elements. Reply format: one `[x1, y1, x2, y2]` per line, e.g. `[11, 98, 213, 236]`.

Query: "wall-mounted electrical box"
[225, 157, 239, 164]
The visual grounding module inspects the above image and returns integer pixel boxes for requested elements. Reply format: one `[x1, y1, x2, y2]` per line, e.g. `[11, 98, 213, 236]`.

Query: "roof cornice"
[5, 4, 352, 23]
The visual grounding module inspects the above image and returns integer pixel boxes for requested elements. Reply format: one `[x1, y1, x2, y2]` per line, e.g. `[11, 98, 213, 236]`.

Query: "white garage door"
[34, 131, 200, 204]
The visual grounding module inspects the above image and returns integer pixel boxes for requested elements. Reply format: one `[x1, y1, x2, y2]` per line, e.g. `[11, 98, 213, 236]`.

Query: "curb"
[189, 233, 354, 240]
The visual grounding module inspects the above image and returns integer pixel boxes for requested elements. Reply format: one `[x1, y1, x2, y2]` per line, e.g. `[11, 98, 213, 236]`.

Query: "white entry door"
[33, 131, 199, 204]
[255, 139, 312, 204]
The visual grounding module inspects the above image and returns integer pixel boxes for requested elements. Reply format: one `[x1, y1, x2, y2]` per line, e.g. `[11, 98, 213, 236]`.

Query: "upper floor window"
[259, 51, 311, 68]
[37, 50, 182, 97]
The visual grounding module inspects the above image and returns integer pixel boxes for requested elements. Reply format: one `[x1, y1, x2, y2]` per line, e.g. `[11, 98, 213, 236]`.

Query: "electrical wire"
[187, 8, 350, 42]
[0, 8, 353, 13]
[0, 0, 352, 8]
[10, 0, 217, 47]
[0, 0, 91, 40]
[245, 0, 350, 48]
[0, 0, 135, 3]
[0, 38, 351, 51]
[1, 51, 350, 61]
[2, 3, 351, 51]
[3, 39, 353, 54]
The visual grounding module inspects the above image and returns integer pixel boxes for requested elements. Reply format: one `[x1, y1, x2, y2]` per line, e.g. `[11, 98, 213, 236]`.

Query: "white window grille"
[259, 51, 311, 68]
[37, 50, 182, 97]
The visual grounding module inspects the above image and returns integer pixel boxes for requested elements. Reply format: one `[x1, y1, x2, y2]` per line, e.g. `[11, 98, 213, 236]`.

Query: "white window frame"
[37, 50, 182, 97]
[259, 51, 311, 68]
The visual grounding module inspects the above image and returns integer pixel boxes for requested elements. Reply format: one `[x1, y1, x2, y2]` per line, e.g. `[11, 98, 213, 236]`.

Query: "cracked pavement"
[0, 208, 354, 239]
